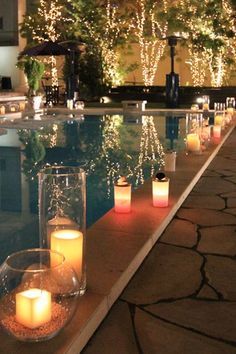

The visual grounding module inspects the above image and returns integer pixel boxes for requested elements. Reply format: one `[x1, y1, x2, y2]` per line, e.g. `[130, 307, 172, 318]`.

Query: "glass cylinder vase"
[38, 166, 86, 295]
[185, 113, 202, 154]
[0, 249, 79, 342]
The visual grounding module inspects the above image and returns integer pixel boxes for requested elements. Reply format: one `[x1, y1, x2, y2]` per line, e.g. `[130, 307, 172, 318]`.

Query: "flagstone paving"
[82, 128, 236, 353]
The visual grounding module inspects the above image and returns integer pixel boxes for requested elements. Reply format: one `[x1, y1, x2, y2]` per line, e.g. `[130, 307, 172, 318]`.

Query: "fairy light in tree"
[21, 0, 71, 86]
[131, 0, 168, 86]
[82, 0, 129, 86]
[178, 0, 236, 87]
[134, 116, 165, 186]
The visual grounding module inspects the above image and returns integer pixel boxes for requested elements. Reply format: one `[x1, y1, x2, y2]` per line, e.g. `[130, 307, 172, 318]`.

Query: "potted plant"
[17, 57, 45, 109]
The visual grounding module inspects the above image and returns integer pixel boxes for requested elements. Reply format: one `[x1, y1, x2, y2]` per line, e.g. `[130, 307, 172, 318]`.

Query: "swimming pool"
[0, 112, 187, 263]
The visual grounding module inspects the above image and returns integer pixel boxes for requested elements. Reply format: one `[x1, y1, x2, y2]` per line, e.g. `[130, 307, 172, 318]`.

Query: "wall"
[0, 0, 26, 92]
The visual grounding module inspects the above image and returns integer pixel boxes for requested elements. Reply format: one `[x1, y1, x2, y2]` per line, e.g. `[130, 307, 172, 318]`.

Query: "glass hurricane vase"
[0, 249, 79, 342]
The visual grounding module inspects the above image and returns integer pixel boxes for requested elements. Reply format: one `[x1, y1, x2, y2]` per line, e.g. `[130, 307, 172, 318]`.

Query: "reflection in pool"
[0, 113, 186, 263]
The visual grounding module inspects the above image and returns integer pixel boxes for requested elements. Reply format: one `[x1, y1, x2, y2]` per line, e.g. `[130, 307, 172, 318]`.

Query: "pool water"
[0, 113, 186, 263]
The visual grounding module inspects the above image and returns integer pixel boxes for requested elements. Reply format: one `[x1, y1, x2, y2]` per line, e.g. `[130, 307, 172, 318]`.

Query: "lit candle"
[16, 288, 51, 329]
[202, 102, 209, 111]
[214, 114, 224, 126]
[152, 172, 169, 207]
[213, 125, 221, 138]
[51, 229, 83, 279]
[186, 133, 201, 152]
[114, 176, 131, 213]
[191, 104, 199, 111]
[164, 151, 176, 172]
[0, 106, 5, 115]
[227, 107, 234, 117]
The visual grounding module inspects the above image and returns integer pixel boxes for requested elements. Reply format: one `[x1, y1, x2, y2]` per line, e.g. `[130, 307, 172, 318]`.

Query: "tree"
[175, 0, 236, 86]
[69, 0, 131, 90]
[129, 0, 169, 86]
[20, 0, 72, 85]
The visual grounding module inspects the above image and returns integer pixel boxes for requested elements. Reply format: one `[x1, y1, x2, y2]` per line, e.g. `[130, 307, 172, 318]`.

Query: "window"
[0, 0, 18, 46]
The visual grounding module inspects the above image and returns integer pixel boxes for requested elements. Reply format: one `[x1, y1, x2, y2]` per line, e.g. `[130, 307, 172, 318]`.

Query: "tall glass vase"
[38, 166, 86, 295]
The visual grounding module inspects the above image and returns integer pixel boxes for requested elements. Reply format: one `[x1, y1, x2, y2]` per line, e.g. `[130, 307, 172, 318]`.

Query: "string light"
[130, 0, 168, 86]
[21, 0, 71, 86]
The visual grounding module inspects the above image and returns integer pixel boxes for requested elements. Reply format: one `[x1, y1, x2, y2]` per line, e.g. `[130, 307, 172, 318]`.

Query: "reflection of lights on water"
[134, 116, 165, 186]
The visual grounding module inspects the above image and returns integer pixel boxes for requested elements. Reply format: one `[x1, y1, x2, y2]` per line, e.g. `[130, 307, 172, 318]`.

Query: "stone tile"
[121, 244, 203, 305]
[225, 208, 236, 216]
[182, 195, 225, 210]
[134, 307, 236, 354]
[146, 299, 236, 343]
[202, 170, 221, 177]
[82, 301, 139, 354]
[225, 176, 236, 184]
[205, 255, 236, 300]
[177, 208, 236, 226]
[221, 191, 236, 198]
[197, 226, 236, 256]
[160, 219, 198, 248]
[197, 284, 219, 300]
[210, 156, 236, 171]
[191, 176, 235, 195]
[227, 198, 236, 208]
[214, 169, 235, 177]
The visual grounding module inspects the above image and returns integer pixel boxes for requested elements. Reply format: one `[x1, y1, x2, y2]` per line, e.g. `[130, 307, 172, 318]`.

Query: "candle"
[16, 288, 51, 329]
[227, 107, 234, 117]
[213, 125, 221, 138]
[202, 102, 209, 111]
[114, 176, 131, 213]
[191, 104, 199, 111]
[186, 133, 201, 152]
[152, 172, 169, 207]
[0, 106, 5, 115]
[164, 151, 176, 172]
[214, 114, 224, 126]
[51, 229, 83, 279]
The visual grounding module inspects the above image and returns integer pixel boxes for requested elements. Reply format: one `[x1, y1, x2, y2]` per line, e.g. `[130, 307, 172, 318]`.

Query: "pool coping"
[1, 123, 235, 354]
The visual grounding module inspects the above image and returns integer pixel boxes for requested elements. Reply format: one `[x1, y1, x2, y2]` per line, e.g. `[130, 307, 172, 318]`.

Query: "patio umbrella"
[18, 41, 70, 58]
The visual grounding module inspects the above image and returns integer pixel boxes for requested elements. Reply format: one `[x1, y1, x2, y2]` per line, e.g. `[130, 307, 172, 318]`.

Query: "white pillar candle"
[114, 176, 131, 213]
[186, 133, 201, 152]
[51, 229, 83, 280]
[164, 151, 176, 172]
[152, 173, 169, 207]
[16, 288, 51, 329]
[213, 125, 221, 138]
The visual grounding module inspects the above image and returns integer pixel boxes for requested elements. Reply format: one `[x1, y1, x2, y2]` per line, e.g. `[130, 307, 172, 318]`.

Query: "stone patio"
[82, 128, 236, 354]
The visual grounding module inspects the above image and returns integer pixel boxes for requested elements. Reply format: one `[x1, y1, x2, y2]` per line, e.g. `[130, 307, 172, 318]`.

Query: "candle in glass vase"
[152, 172, 169, 207]
[214, 113, 224, 126]
[186, 133, 201, 152]
[114, 176, 131, 213]
[51, 229, 83, 280]
[16, 288, 51, 329]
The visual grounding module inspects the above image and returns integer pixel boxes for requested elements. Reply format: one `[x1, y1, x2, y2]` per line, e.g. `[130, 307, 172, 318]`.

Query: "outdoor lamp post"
[161, 35, 184, 109]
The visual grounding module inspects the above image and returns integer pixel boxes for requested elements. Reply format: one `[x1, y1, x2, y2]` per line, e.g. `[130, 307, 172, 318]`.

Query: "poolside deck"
[1, 120, 236, 353]
[82, 126, 236, 354]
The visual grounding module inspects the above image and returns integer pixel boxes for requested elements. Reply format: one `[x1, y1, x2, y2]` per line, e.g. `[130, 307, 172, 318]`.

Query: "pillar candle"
[213, 125, 221, 138]
[186, 133, 201, 152]
[51, 229, 83, 280]
[114, 176, 131, 213]
[16, 288, 51, 329]
[152, 173, 169, 207]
